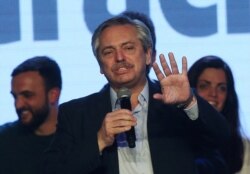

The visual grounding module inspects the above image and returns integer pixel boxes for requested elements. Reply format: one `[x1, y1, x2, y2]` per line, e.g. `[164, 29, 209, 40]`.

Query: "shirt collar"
[110, 81, 149, 110]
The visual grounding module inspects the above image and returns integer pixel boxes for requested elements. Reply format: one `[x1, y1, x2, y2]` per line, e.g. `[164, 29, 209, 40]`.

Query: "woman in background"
[188, 55, 250, 174]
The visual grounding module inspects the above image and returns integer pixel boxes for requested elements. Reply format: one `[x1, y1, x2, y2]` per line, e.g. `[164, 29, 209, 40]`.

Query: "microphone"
[117, 87, 136, 148]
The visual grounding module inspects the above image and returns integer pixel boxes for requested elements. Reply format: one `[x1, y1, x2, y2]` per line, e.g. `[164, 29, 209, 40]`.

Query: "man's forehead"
[101, 24, 137, 35]
[100, 25, 138, 43]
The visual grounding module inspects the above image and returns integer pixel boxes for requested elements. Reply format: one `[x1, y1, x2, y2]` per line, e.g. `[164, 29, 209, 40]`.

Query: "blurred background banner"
[0, 0, 249, 136]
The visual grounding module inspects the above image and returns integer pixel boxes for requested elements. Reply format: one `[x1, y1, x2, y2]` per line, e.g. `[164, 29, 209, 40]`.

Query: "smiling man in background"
[0, 56, 62, 174]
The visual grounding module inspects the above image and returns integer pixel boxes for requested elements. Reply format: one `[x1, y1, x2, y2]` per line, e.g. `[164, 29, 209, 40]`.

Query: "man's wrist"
[176, 89, 194, 109]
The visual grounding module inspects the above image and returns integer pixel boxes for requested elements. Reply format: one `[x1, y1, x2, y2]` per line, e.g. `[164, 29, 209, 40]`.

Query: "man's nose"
[15, 97, 25, 110]
[115, 50, 125, 62]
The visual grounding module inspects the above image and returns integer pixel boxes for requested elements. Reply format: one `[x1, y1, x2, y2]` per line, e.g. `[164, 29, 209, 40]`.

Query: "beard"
[16, 99, 50, 132]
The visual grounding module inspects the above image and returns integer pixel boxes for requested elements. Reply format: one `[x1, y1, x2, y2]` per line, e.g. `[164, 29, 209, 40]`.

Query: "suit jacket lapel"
[147, 79, 169, 174]
[98, 84, 119, 174]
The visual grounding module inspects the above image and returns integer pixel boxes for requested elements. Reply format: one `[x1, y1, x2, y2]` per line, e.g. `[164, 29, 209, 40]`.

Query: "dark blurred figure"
[188, 55, 250, 174]
[0, 56, 62, 174]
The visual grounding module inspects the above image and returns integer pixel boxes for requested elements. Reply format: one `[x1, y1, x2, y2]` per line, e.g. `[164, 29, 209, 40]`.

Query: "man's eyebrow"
[101, 41, 135, 51]
[121, 41, 135, 46]
[102, 45, 114, 50]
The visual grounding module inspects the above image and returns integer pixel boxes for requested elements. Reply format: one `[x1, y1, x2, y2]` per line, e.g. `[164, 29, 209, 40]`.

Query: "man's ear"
[48, 88, 60, 105]
[146, 48, 152, 65]
[151, 51, 156, 64]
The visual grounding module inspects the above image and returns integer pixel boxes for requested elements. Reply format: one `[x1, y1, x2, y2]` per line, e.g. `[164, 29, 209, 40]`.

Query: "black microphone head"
[117, 87, 131, 99]
[116, 87, 135, 148]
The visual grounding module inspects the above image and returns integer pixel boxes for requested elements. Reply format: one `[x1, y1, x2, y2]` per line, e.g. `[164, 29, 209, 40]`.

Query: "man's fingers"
[153, 52, 188, 79]
[182, 56, 187, 75]
[152, 62, 164, 81]
[168, 52, 179, 74]
[104, 110, 136, 135]
[159, 54, 172, 76]
[112, 119, 136, 128]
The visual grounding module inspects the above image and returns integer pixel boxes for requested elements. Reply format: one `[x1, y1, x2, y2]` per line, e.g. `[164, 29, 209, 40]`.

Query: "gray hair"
[91, 15, 153, 61]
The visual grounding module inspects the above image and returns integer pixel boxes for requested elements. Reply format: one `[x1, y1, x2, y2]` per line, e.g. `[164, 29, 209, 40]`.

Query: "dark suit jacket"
[44, 80, 229, 174]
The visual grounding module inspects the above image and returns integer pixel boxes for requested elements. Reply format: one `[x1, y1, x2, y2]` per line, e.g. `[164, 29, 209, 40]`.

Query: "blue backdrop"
[0, 0, 249, 137]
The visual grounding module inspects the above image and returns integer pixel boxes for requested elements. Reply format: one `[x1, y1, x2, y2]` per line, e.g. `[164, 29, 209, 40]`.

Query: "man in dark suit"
[44, 15, 229, 174]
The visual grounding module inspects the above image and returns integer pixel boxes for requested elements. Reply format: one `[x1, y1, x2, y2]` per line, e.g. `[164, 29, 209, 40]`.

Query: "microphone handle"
[120, 97, 136, 148]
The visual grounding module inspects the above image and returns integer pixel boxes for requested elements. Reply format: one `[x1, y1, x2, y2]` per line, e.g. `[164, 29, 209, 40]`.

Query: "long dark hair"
[188, 55, 243, 173]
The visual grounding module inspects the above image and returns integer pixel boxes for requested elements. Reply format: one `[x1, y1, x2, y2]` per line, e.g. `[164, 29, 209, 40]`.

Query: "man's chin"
[18, 119, 37, 131]
[19, 118, 32, 126]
